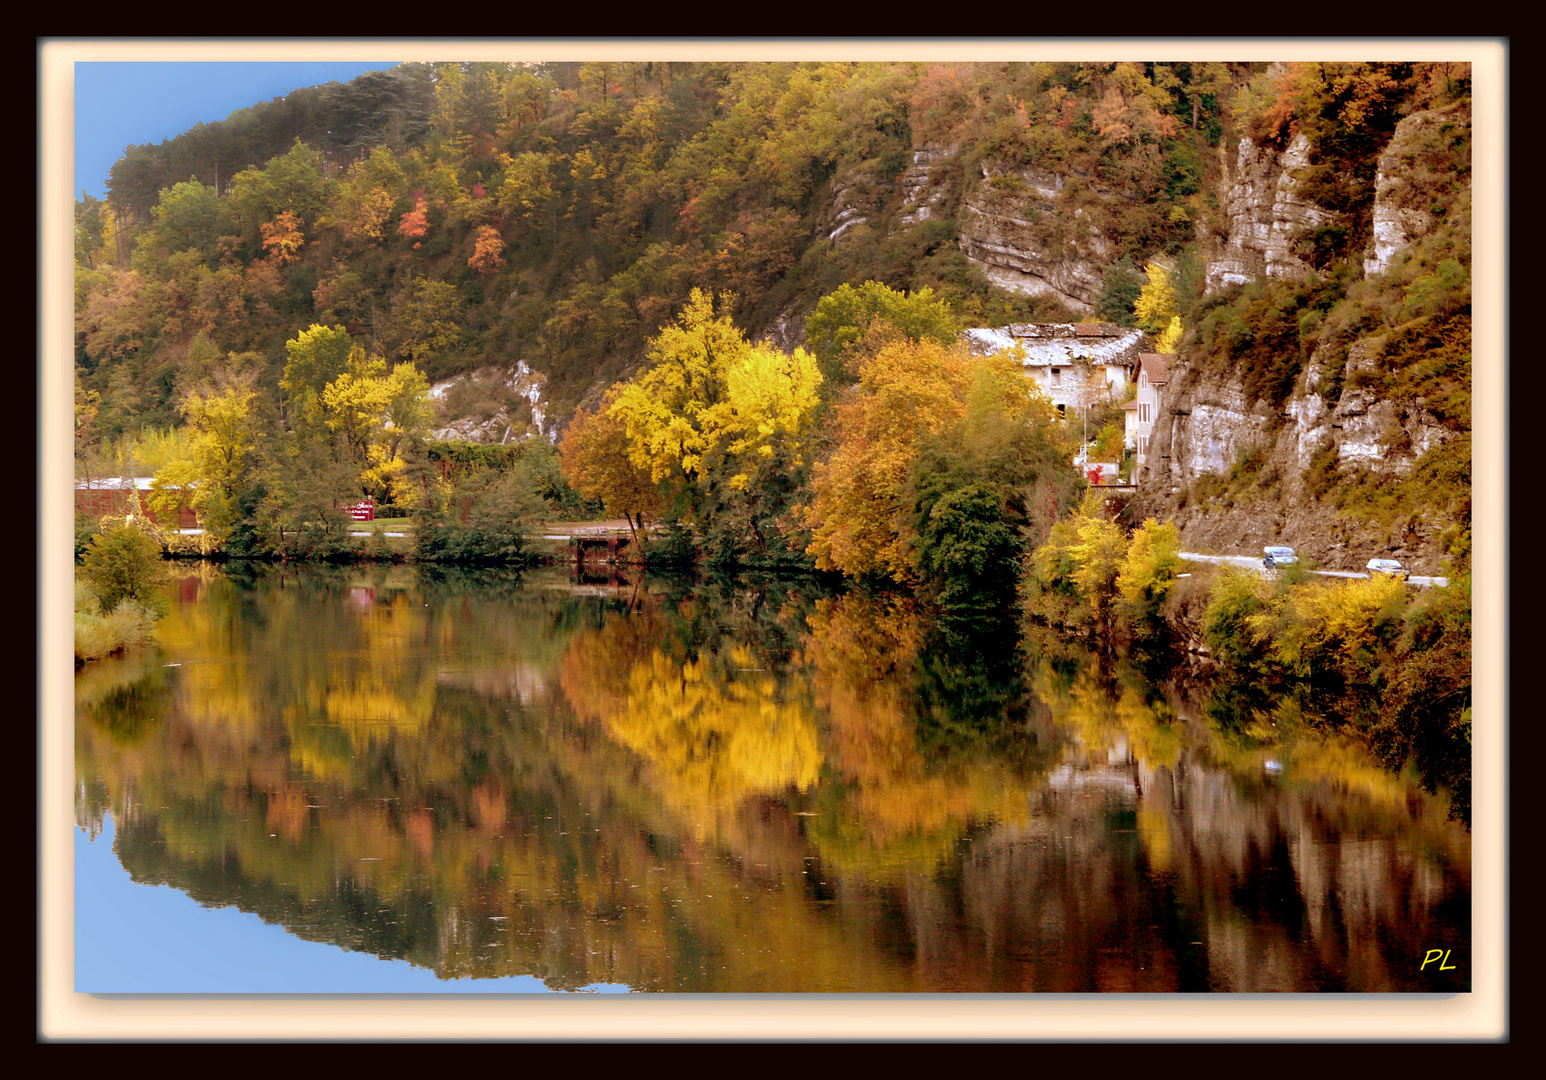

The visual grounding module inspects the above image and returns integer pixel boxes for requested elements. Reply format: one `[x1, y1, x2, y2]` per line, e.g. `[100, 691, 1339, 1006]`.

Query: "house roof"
[1139, 353, 1170, 385]
[75, 477, 155, 490]
[963, 323, 1150, 368]
[1120, 399, 1139, 410]
[75, 477, 196, 491]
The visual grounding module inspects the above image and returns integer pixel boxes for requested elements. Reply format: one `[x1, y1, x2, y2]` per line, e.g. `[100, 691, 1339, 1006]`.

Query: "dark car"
[1263, 545, 1298, 570]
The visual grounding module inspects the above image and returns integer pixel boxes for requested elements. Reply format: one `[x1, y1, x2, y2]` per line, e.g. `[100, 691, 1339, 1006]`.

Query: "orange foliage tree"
[802, 337, 977, 582]
[259, 210, 305, 265]
[398, 198, 429, 246]
[558, 385, 666, 543]
[468, 224, 506, 274]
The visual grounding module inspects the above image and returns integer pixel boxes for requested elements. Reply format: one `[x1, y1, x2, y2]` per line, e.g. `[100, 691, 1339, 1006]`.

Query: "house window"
[1051, 368, 1061, 385]
[1057, 404, 1066, 416]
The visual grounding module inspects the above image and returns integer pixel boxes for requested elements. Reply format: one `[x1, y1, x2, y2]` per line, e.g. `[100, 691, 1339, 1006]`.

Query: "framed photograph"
[40, 37, 1506, 1041]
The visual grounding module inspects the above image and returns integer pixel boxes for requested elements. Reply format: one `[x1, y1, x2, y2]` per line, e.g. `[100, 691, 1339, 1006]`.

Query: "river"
[73, 562, 1470, 993]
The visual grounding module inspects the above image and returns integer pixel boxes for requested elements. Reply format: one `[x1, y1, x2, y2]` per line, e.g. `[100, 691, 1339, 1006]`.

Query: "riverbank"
[142, 516, 825, 574]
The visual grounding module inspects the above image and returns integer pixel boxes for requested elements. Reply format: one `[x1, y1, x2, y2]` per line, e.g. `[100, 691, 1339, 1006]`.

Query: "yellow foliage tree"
[559, 385, 666, 543]
[699, 343, 823, 493]
[1026, 491, 1126, 631]
[320, 349, 433, 502]
[495, 151, 554, 231]
[150, 380, 258, 545]
[1115, 518, 1183, 630]
[1246, 574, 1408, 683]
[1133, 261, 1178, 336]
[608, 289, 750, 487]
[605, 289, 822, 551]
[391, 277, 462, 364]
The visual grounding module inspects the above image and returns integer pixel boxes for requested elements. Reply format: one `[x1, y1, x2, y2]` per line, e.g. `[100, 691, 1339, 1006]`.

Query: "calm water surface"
[74, 562, 1470, 992]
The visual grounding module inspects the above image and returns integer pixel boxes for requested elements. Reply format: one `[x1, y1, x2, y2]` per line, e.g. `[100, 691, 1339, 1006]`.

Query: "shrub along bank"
[1021, 499, 1472, 817]
[75, 520, 168, 666]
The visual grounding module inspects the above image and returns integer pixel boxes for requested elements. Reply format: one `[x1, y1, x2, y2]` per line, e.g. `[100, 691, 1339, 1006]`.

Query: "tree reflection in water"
[75, 564, 1470, 992]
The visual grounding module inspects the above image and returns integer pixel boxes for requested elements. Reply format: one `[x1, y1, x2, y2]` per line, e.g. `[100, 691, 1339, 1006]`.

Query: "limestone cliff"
[887, 146, 1109, 312]
[1130, 105, 1471, 576]
[429, 360, 550, 444]
[955, 163, 1110, 311]
[1204, 133, 1329, 291]
[1136, 341, 1462, 575]
[824, 167, 889, 244]
[1363, 103, 1472, 277]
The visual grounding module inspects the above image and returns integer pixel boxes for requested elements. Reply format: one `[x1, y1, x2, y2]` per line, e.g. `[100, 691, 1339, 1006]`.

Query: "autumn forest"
[69, 58, 1476, 995]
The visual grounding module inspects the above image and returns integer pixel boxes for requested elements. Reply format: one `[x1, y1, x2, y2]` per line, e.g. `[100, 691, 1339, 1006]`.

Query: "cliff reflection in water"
[74, 564, 1469, 992]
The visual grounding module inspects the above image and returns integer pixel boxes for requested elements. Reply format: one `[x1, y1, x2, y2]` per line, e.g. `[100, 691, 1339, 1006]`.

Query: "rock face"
[956, 164, 1108, 310]
[1205, 133, 1329, 292]
[1137, 345, 1460, 573]
[430, 360, 550, 444]
[1363, 104, 1470, 277]
[810, 109, 1469, 574]
[894, 144, 954, 227]
[825, 168, 886, 244]
[1134, 108, 1469, 575]
[882, 146, 1107, 311]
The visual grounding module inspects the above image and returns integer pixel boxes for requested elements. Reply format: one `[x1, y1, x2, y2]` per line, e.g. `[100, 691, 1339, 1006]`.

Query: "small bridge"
[570, 534, 632, 565]
[537, 525, 636, 565]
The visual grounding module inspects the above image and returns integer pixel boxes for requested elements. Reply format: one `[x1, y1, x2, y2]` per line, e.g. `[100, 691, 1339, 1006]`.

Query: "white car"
[1366, 558, 1409, 581]
[1262, 545, 1298, 569]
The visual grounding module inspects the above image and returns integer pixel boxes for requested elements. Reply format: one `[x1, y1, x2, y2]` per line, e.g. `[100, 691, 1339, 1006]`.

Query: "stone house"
[963, 322, 1150, 420]
[1121, 398, 1140, 450]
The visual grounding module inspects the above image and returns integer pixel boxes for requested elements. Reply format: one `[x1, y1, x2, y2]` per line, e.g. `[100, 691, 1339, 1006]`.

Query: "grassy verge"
[74, 582, 159, 667]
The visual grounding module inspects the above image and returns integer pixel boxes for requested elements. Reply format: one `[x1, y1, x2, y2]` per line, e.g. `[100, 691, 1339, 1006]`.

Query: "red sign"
[348, 502, 375, 521]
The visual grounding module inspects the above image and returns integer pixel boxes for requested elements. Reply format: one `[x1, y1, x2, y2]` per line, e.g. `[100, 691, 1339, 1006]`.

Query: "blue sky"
[74, 61, 403, 201]
[76, 813, 629, 993]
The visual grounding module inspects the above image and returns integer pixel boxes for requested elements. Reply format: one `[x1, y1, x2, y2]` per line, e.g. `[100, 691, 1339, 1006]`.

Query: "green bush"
[415, 463, 545, 564]
[1371, 575, 1471, 819]
[79, 523, 166, 614]
[1115, 519, 1182, 633]
[74, 514, 101, 560]
[1094, 259, 1144, 326]
[283, 514, 359, 561]
[1249, 574, 1408, 685]
[641, 522, 699, 567]
[1200, 567, 1270, 667]
[1304, 439, 1341, 500]
[1023, 497, 1169, 639]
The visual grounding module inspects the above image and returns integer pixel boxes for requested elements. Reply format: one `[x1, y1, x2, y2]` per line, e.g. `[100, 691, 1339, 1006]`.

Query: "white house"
[1121, 398, 1140, 450]
[1133, 353, 1170, 476]
[963, 322, 1150, 420]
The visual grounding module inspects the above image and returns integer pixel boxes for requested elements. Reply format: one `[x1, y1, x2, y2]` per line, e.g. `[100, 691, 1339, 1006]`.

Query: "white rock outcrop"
[895, 145, 954, 227]
[1206, 134, 1329, 292]
[1362, 105, 1469, 277]
[429, 361, 550, 444]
